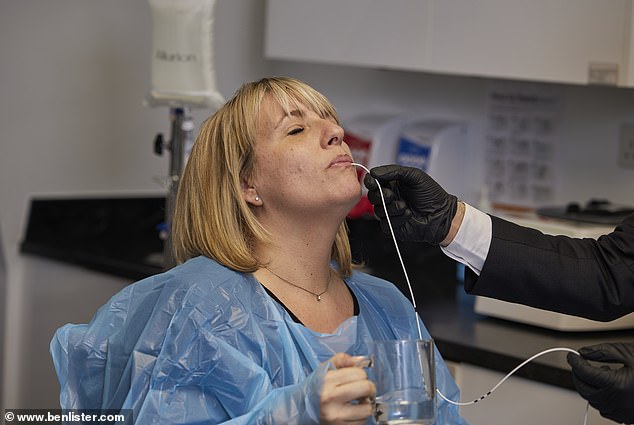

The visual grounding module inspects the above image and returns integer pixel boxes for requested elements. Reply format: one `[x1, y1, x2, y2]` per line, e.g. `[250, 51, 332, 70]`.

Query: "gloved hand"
[363, 165, 458, 245]
[567, 343, 634, 424]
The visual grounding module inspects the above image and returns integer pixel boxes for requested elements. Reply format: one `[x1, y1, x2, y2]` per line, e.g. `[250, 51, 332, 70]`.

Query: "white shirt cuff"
[440, 203, 492, 275]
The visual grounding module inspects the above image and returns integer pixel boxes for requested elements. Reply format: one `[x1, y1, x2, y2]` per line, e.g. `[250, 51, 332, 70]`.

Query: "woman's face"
[250, 94, 361, 217]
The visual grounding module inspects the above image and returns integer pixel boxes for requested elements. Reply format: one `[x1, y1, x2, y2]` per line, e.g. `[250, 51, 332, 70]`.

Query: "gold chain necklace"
[264, 267, 332, 301]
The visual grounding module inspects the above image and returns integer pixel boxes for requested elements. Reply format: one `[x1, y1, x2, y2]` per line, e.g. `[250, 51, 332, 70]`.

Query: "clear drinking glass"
[369, 339, 437, 425]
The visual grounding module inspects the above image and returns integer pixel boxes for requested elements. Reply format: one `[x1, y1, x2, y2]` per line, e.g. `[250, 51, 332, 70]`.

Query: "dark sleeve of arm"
[463, 214, 634, 321]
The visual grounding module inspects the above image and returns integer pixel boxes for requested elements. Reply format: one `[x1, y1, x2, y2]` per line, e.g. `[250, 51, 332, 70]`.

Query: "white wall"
[1, 0, 633, 410]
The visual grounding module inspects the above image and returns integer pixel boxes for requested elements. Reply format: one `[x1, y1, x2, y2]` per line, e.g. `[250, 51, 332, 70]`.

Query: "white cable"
[353, 163, 589, 424]
[435, 347, 580, 406]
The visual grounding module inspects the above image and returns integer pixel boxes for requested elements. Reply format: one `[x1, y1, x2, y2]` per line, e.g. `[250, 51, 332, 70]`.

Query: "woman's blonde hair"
[171, 76, 353, 276]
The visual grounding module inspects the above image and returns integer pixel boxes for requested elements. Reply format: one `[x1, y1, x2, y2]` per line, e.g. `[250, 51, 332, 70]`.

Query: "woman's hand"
[320, 353, 376, 425]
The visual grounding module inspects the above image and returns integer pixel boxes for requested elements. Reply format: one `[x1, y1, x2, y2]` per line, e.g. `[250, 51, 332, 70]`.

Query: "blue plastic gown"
[51, 256, 467, 424]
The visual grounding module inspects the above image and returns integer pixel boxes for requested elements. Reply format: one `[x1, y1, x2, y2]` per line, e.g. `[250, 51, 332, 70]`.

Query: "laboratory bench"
[418, 290, 634, 391]
[20, 196, 634, 394]
[20, 196, 166, 280]
[416, 291, 634, 424]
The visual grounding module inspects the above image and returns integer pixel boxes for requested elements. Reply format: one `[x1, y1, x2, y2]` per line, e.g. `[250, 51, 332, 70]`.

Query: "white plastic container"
[344, 113, 403, 167]
[344, 115, 469, 198]
[395, 119, 468, 199]
[343, 113, 405, 217]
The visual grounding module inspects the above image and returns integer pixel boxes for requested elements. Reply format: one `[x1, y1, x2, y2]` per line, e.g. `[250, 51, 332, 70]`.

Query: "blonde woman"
[51, 77, 465, 424]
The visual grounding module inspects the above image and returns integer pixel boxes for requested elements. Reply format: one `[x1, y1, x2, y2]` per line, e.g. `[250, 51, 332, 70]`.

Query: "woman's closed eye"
[288, 127, 304, 136]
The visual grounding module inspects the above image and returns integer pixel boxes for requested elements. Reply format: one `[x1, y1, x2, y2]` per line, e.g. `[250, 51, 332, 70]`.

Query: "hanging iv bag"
[148, 0, 224, 108]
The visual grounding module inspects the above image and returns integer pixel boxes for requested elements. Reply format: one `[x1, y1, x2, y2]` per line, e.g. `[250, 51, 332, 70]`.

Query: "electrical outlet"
[618, 123, 634, 168]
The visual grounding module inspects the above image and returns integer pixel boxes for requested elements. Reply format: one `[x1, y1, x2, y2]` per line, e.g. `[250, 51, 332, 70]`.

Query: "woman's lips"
[329, 155, 353, 167]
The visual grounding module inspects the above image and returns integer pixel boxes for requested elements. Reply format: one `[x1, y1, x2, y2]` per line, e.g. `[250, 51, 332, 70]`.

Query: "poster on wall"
[485, 81, 563, 209]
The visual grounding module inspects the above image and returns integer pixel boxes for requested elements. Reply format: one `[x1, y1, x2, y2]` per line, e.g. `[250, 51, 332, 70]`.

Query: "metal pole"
[162, 106, 194, 268]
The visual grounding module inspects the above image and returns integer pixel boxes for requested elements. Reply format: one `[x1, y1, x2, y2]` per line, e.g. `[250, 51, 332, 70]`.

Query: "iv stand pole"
[154, 106, 193, 268]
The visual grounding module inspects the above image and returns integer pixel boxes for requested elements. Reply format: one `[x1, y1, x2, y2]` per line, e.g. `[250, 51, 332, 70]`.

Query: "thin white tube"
[435, 347, 580, 406]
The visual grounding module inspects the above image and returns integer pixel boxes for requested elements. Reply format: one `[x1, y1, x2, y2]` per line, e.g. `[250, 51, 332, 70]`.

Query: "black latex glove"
[567, 343, 634, 424]
[363, 164, 457, 245]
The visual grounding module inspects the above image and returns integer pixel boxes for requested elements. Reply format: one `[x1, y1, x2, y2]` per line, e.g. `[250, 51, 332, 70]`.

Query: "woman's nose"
[324, 122, 344, 147]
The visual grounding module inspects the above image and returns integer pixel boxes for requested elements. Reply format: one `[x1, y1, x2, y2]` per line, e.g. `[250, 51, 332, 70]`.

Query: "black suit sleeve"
[463, 214, 634, 322]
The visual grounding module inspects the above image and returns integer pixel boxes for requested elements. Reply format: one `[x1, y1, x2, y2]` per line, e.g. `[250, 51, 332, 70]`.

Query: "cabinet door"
[265, 0, 432, 70]
[265, 0, 634, 86]
[426, 0, 630, 86]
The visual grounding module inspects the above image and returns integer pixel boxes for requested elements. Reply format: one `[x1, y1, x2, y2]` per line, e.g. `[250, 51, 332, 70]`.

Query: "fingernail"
[353, 356, 372, 368]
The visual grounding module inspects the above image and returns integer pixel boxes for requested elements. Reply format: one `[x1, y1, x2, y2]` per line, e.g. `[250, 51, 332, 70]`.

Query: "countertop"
[419, 289, 634, 390]
[18, 197, 634, 391]
[20, 196, 166, 280]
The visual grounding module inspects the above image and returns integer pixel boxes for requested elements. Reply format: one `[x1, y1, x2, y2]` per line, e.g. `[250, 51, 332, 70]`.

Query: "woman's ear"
[242, 181, 262, 206]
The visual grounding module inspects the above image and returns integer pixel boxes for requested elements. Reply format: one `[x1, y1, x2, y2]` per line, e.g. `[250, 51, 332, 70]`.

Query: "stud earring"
[255, 195, 260, 202]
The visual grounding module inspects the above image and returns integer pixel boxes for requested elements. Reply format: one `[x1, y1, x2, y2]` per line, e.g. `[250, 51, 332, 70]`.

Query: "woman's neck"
[252, 213, 356, 333]
[254, 221, 339, 289]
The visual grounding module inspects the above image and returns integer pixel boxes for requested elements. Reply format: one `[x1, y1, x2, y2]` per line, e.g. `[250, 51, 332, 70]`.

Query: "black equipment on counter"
[537, 199, 634, 225]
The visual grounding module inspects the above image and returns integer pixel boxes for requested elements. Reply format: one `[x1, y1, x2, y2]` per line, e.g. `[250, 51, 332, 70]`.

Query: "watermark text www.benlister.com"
[4, 409, 132, 424]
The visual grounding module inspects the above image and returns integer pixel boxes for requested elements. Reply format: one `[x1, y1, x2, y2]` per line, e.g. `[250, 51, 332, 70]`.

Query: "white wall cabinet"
[265, 0, 634, 87]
